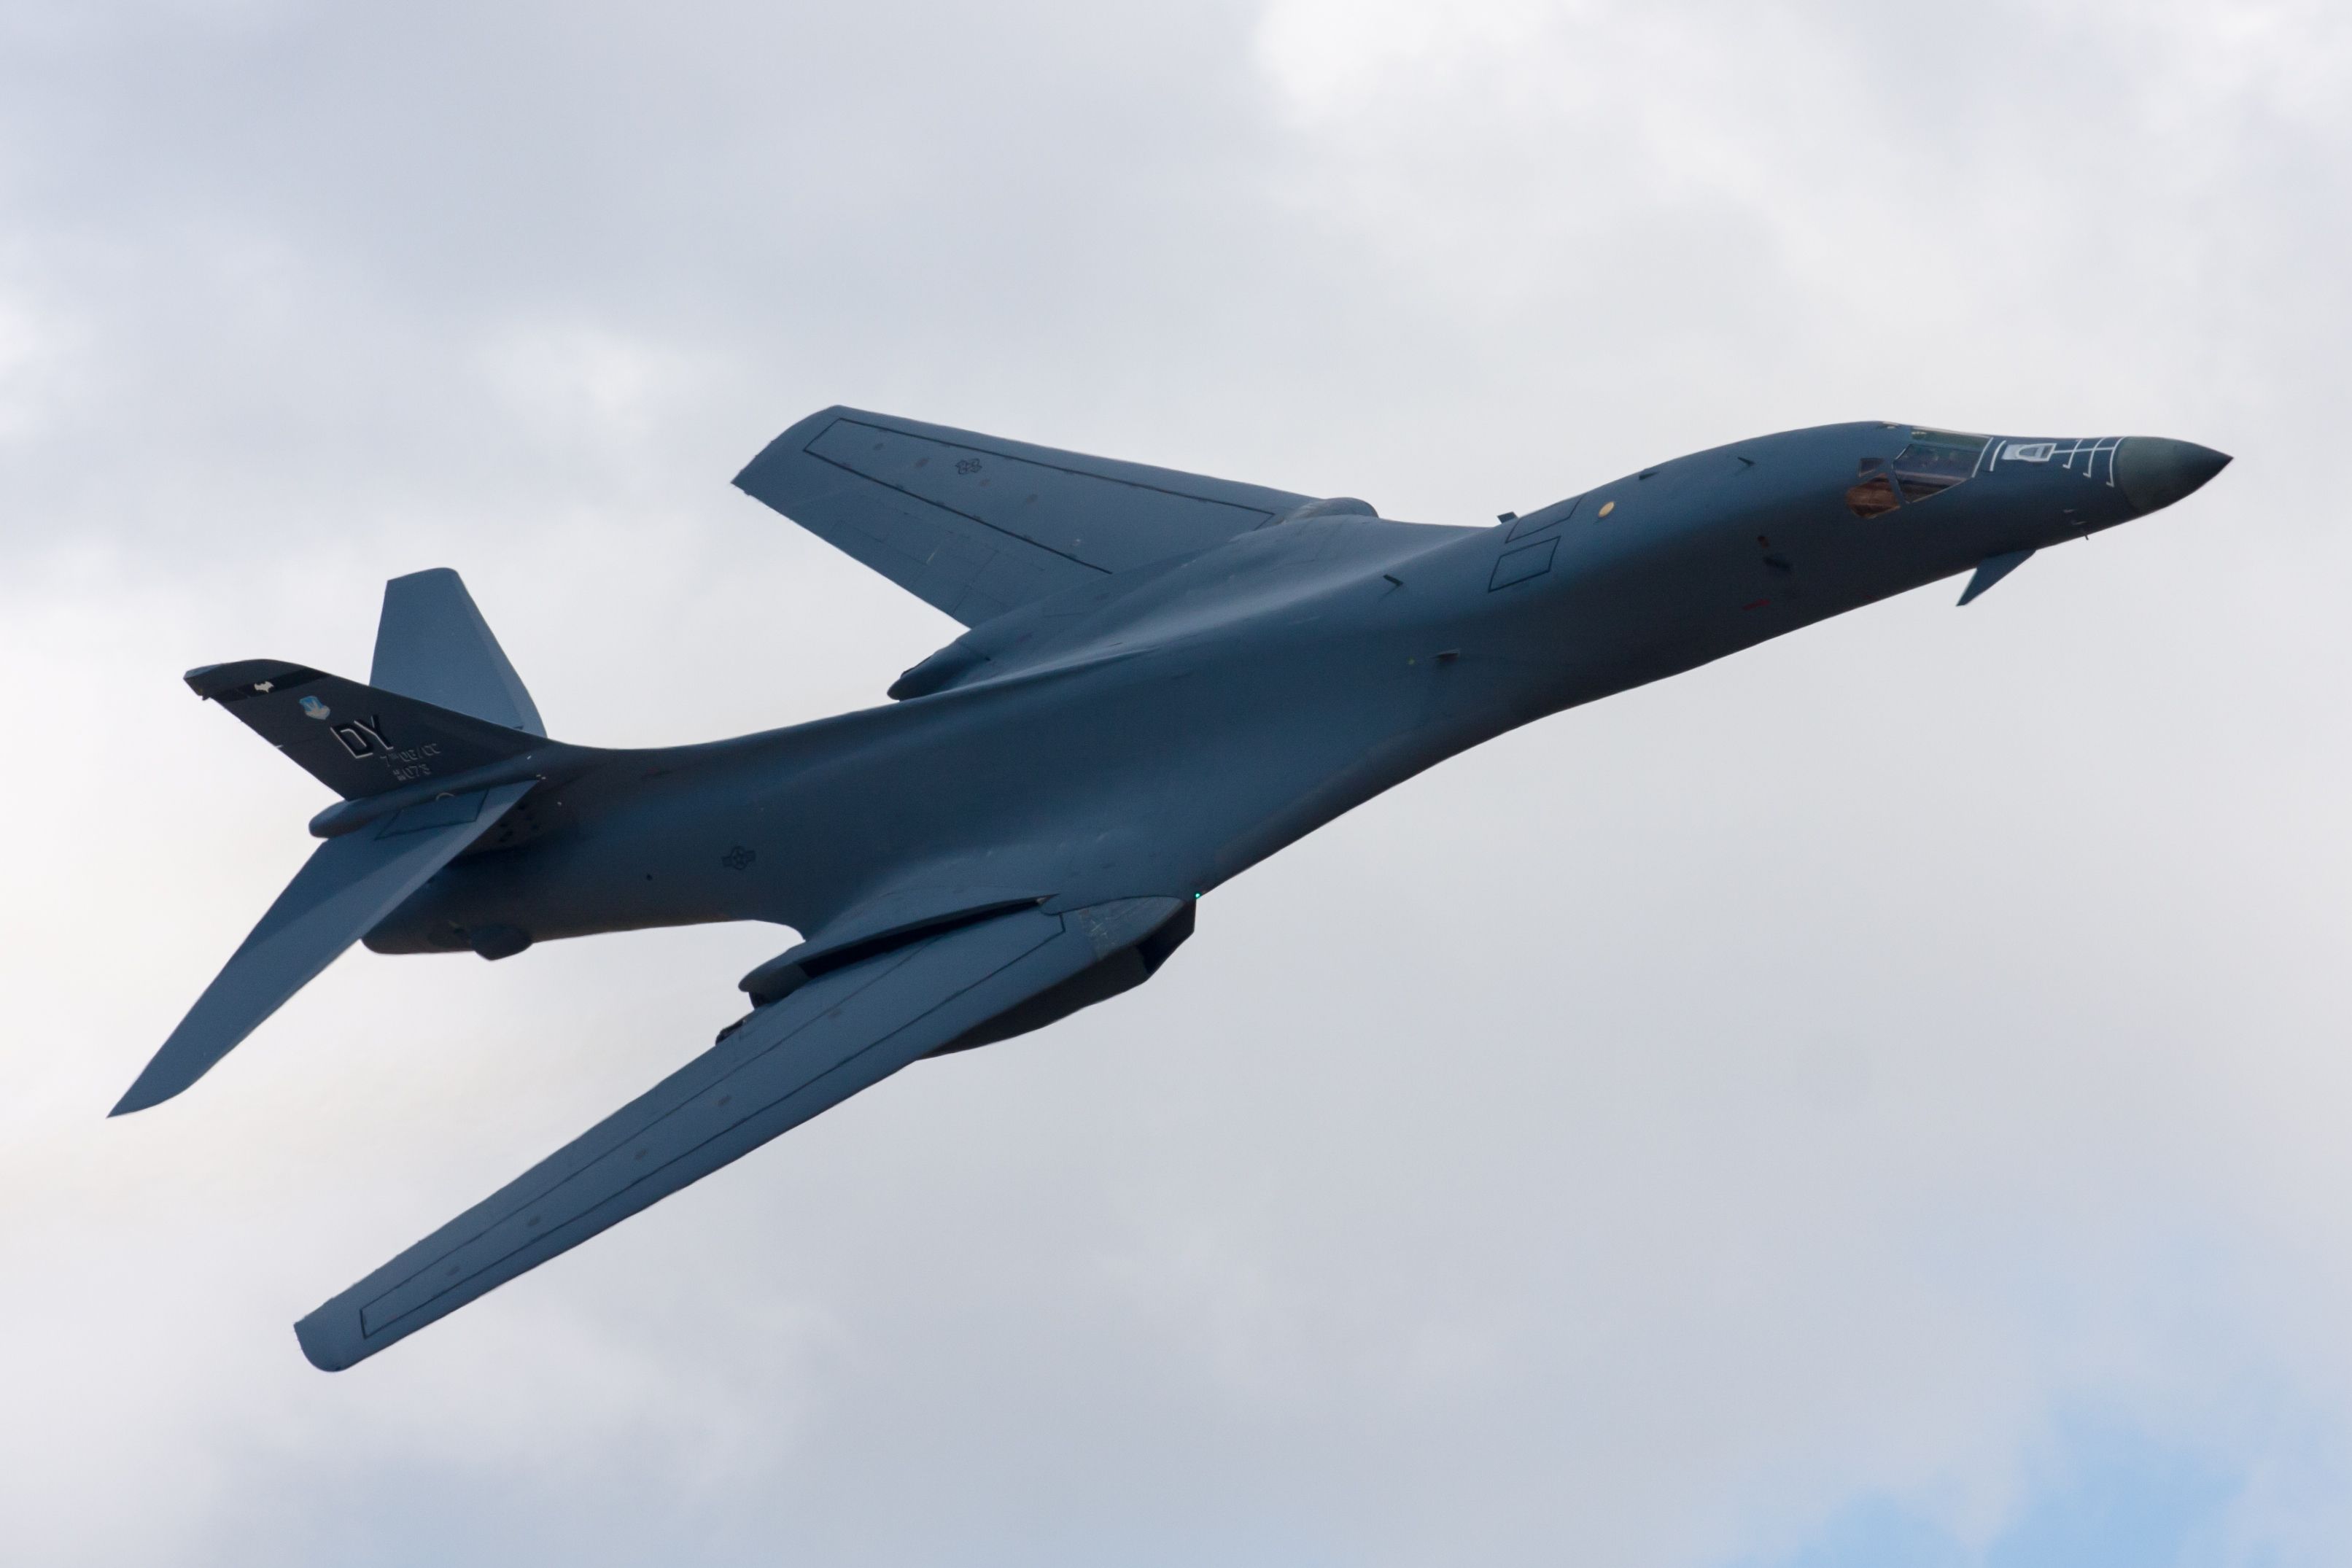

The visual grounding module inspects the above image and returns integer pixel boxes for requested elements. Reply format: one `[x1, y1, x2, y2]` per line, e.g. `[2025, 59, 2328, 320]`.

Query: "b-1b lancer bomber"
[112, 408, 2229, 1369]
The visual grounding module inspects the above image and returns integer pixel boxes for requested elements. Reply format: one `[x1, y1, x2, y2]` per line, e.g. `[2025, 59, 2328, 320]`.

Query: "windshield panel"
[1847, 429, 1990, 517]
[1893, 429, 1990, 502]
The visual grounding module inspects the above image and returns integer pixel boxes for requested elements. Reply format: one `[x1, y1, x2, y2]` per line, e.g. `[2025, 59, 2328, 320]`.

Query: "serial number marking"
[387, 742, 442, 783]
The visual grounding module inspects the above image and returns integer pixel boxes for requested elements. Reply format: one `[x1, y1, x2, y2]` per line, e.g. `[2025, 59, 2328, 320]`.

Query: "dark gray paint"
[114, 409, 2229, 1367]
[740, 406, 1319, 626]
[296, 896, 1188, 1370]
[1957, 548, 2038, 605]
[108, 780, 536, 1118]
[370, 568, 546, 737]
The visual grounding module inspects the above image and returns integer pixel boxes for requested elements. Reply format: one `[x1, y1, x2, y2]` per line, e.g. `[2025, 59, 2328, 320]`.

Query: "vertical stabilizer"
[371, 569, 545, 735]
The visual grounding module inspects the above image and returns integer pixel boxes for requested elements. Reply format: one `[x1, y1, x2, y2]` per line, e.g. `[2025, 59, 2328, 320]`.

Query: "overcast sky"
[4, 1, 2348, 1564]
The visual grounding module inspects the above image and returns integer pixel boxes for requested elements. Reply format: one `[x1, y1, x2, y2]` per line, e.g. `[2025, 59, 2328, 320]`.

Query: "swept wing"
[734, 405, 1315, 626]
[296, 897, 1184, 1369]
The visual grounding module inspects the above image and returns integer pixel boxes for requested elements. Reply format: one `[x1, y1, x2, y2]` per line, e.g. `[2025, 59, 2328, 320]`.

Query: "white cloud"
[2, 1, 2349, 1564]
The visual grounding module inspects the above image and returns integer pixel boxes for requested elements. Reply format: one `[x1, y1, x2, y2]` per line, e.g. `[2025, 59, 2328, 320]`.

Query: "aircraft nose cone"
[2114, 437, 2231, 515]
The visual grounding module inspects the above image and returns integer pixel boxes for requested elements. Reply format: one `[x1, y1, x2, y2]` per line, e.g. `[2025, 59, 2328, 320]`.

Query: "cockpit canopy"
[1846, 429, 1990, 519]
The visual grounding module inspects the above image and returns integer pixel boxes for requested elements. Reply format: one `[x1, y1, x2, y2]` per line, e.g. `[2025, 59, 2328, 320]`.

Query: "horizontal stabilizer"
[186, 662, 545, 802]
[111, 780, 535, 1115]
[370, 569, 544, 735]
[735, 406, 1317, 626]
[295, 899, 1181, 1370]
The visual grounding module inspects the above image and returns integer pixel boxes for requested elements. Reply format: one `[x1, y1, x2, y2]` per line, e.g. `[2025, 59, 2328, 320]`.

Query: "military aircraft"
[111, 409, 2229, 1369]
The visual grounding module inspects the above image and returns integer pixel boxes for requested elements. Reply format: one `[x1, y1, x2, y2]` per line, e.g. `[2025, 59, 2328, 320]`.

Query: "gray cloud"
[4, 1, 2349, 1564]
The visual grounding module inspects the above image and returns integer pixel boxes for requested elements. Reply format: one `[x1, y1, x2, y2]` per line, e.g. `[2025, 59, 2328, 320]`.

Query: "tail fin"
[112, 571, 549, 1114]
[186, 570, 546, 801]
[185, 659, 541, 801]
[371, 568, 544, 736]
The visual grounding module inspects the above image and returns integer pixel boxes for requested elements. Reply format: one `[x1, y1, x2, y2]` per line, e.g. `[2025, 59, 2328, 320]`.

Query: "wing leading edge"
[734, 406, 1316, 626]
[295, 896, 1187, 1370]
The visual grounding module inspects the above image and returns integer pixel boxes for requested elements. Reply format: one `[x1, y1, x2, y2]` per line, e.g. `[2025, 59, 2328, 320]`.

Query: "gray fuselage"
[365, 421, 2186, 964]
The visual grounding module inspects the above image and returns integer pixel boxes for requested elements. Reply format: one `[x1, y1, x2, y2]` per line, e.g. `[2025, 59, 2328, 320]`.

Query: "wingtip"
[294, 1309, 360, 1373]
[107, 1076, 171, 1118]
[109, 1047, 204, 1116]
[733, 404, 853, 496]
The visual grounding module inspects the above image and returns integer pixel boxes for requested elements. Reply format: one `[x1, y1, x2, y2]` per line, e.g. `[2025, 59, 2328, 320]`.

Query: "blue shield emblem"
[300, 696, 332, 721]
